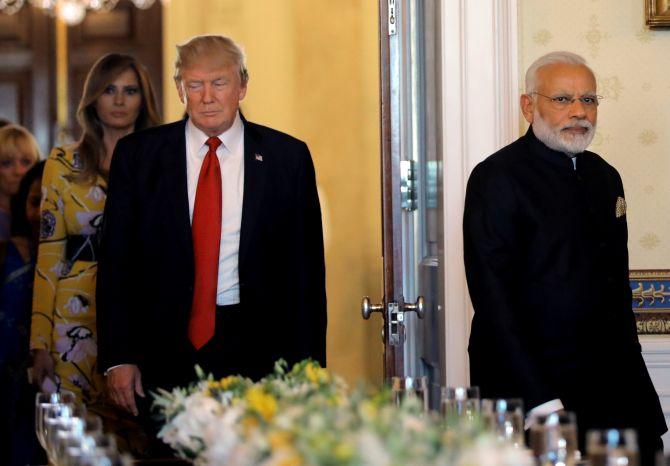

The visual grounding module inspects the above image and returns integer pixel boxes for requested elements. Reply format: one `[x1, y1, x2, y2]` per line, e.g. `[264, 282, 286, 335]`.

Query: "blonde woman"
[0, 124, 40, 241]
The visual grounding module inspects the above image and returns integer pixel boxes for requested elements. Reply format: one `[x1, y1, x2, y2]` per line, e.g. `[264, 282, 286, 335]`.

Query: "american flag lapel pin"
[255, 153, 263, 162]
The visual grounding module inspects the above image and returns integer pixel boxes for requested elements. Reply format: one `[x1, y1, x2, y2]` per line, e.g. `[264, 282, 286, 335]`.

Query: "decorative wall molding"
[631, 270, 670, 334]
[440, 0, 518, 386]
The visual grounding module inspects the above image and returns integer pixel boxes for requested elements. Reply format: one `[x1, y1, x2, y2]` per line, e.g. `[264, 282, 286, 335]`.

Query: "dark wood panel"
[67, 0, 163, 139]
[0, 72, 30, 124]
[80, 6, 133, 39]
[0, 6, 31, 45]
[0, 1, 162, 153]
[0, 5, 55, 155]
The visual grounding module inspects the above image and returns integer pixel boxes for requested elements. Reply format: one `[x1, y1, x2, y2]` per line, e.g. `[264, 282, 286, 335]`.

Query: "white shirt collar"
[186, 111, 244, 157]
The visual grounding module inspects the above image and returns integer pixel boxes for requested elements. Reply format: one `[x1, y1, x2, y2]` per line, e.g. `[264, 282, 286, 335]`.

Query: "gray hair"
[525, 51, 591, 93]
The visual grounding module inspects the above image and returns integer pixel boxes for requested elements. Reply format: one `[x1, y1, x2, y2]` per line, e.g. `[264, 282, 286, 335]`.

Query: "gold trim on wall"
[630, 270, 670, 334]
[646, 0, 670, 28]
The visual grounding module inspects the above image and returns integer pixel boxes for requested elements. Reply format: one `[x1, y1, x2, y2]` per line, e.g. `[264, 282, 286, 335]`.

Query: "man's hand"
[31, 349, 55, 390]
[106, 364, 145, 416]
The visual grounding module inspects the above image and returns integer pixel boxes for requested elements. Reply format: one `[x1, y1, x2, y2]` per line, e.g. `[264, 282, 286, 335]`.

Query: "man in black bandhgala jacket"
[463, 51, 665, 465]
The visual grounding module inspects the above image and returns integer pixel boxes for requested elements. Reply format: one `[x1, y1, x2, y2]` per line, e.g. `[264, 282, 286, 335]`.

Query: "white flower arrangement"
[153, 360, 533, 466]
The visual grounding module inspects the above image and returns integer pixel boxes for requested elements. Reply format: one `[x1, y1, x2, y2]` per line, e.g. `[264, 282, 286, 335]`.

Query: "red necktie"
[188, 136, 222, 350]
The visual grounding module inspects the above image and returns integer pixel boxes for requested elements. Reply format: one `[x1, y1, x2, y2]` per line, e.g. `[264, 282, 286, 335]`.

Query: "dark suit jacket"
[96, 117, 326, 389]
[463, 127, 666, 438]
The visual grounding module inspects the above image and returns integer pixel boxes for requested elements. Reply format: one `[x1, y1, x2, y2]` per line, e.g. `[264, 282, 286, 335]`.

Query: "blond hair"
[173, 35, 249, 84]
[0, 124, 41, 163]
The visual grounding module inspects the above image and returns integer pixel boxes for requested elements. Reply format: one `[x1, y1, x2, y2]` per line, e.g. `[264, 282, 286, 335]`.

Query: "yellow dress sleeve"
[30, 147, 70, 351]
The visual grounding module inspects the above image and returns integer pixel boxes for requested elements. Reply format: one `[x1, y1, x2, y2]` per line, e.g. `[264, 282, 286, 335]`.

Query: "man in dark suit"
[463, 51, 665, 464]
[96, 35, 326, 420]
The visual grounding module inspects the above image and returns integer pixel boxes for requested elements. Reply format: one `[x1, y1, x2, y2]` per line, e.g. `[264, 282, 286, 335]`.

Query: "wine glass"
[53, 414, 105, 465]
[481, 398, 525, 448]
[35, 390, 76, 450]
[61, 433, 119, 466]
[43, 403, 87, 462]
[65, 450, 132, 466]
[529, 411, 578, 466]
[441, 386, 480, 428]
[586, 428, 639, 466]
[391, 376, 429, 412]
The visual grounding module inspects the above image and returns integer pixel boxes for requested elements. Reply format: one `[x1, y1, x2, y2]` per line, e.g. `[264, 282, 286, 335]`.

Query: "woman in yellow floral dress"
[30, 54, 159, 406]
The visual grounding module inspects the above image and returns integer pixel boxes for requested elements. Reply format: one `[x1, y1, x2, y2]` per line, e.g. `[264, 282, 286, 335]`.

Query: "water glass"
[441, 386, 480, 427]
[44, 403, 87, 461]
[62, 433, 118, 465]
[391, 376, 429, 412]
[586, 428, 639, 466]
[53, 414, 105, 465]
[529, 411, 579, 466]
[481, 398, 525, 448]
[35, 390, 76, 449]
[65, 450, 132, 466]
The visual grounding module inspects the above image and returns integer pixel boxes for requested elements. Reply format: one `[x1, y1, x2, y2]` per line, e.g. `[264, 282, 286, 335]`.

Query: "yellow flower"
[246, 387, 278, 422]
[333, 442, 354, 461]
[268, 431, 293, 450]
[241, 416, 259, 435]
[305, 363, 330, 384]
[219, 376, 238, 390]
[359, 400, 377, 421]
[276, 450, 302, 466]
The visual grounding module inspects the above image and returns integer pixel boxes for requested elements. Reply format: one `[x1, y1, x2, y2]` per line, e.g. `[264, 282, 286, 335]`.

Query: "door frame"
[439, 0, 520, 386]
[376, 0, 520, 383]
[378, 0, 405, 378]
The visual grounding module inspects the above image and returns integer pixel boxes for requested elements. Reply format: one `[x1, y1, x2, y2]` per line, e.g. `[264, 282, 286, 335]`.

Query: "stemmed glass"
[65, 450, 133, 466]
[529, 411, 579, 466]
[60, 433, 118, 466]
[441, 386, 480, 428]
[43, 402, 87, 463]
[35, 390, 76, 451]
[391, 376, 429, 412]
[53, 414, 105, 465]
[481, 398, 525, 448]
[586, 428, 639, 466]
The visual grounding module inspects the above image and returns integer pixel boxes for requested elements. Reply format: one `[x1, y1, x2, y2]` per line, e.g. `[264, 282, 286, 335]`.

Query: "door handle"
[361, 297, 384, 319]
[361, 296, 426, 346]
[403, 296, 425, 318]
[361, 296, 426, 319]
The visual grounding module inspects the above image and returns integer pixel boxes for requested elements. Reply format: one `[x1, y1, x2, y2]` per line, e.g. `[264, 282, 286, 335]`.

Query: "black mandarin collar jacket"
[464, 126, 666, 438]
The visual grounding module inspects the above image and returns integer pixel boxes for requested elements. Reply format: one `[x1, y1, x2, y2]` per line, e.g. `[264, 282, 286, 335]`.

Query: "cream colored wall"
[519, 0, 670, 269]
[163, 1, 383, 385]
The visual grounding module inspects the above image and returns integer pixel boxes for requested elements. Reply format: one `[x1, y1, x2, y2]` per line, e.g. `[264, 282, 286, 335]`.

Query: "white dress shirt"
[185, 112, 245, 306]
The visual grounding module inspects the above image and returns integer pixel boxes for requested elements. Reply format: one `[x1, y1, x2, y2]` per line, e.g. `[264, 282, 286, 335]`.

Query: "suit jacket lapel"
[165, 119, 194, 269]
[239, 119, 267, 269]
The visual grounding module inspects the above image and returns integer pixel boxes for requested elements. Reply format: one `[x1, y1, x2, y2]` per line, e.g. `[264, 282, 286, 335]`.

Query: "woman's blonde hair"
[75, 53, 160, 184]
[0, 124, 41, 163]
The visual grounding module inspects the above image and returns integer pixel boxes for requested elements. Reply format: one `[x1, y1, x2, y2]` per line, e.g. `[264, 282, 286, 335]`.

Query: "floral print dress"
[30, 146, 106, 403]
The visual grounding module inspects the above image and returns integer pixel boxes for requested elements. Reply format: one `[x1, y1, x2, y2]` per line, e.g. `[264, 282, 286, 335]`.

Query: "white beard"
[532, 111, 596, 155]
